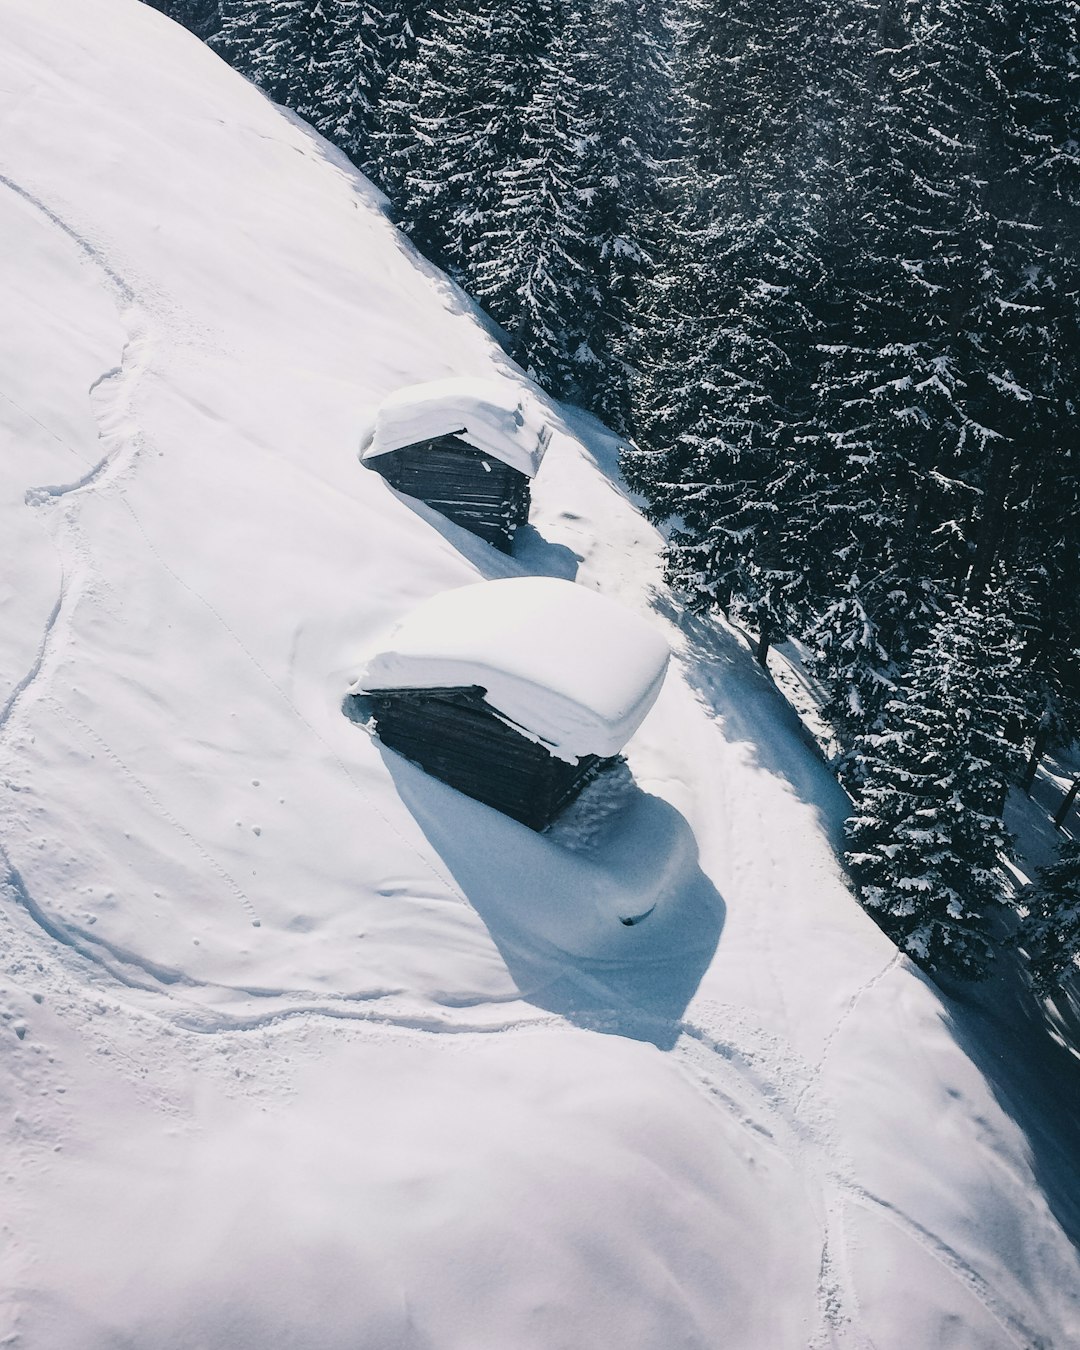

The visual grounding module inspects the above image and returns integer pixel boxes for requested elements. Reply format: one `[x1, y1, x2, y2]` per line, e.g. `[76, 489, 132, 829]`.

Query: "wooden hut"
[359, 378, 554, 553]
[351, 577, 670, 830]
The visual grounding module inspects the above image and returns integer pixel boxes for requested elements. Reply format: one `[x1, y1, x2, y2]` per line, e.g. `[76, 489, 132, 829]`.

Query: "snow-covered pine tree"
[960, 0, 1080, 766]
[268, 0, 339, 123]
[467, 8, 598, 399]
[802, 3, 991, 669]
[567, 0, 671, 423]
[651, 219, 825, 664]
[803, 1, 1080, 737]
[469, 0, 669, 423]
[315, 0, 404, 175]
[214, 0, 334, 122]
[144, 0, 221, 40]
[845, 593, 1024, 978]
[214, 0, 418, 175]
[1019, 839, 1080, 996]
[374, 0, 557, 286]
[214, 0, 275, 81]
[624, 0, 847, 658]
[806, 577, 893, 764]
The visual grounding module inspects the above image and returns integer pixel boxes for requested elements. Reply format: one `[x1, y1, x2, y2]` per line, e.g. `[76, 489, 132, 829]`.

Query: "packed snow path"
[0, 2, 1077, 1346]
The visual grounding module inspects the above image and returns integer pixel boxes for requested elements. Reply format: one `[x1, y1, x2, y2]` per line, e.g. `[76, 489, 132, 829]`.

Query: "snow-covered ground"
[1, 2, 1077, 1346]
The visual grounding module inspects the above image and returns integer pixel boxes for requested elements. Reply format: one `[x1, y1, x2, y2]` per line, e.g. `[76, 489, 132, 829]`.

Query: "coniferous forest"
[148, 0, 1080, 988]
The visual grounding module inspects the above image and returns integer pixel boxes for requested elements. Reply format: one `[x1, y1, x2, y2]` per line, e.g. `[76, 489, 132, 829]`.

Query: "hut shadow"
[377, 483, 581, 582]
[377, 744, 724, 1050]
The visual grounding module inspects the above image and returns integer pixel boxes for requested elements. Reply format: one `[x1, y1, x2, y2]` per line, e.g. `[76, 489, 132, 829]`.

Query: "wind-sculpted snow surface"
[0, 1, 1077, 1347]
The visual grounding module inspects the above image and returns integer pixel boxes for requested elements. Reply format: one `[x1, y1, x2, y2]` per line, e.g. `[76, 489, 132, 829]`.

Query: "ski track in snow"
[674, 1007, 1045, 1349]
[0, 170, 470, 998]
[0, 173, 192, 962]
[0, 172, 152, 733]
[792, 949, 904, 1120]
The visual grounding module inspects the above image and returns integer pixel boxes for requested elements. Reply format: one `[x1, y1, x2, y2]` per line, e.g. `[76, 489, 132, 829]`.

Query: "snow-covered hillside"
[0, 2, 1077, 1346]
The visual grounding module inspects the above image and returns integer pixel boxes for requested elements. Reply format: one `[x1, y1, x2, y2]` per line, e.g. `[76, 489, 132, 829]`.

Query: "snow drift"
[0, 1, 1077, 1347]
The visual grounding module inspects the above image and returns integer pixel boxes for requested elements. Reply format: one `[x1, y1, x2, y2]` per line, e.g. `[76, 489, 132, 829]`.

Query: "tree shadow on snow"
[933, 954, 1080, 1252]
[378, 745, 725, 1051]
[654, 594, 853, 855]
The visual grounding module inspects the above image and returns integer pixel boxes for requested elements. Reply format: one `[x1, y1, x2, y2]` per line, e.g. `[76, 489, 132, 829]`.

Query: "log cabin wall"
[365, 685, 603, 830]
[371, 436, 531, 552]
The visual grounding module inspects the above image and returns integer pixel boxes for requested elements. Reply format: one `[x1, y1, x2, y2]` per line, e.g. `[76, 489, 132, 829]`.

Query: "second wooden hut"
[359, 378, 554, 552]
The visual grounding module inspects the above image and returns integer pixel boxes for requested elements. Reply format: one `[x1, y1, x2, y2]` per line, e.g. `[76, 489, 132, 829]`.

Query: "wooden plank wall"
[367, 685, 603, 830]
[371, 436, 531, 552]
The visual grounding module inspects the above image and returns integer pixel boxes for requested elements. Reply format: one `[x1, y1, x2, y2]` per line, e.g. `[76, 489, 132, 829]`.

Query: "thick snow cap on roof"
[360, 376, 553, 479]
[355, 578, 671, 762]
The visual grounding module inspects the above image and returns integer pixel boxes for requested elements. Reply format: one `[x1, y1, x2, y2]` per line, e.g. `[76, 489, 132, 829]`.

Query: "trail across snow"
[0, 2, 1078, 1347]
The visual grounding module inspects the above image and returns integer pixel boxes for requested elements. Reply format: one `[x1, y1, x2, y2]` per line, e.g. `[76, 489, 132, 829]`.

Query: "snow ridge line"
[1, 837, 552, 1036]
[168, 1002, 563, 1038]
[1, 832, 561, 1038]
[0, 839, 179, 999]
[23, 453, 111, 505]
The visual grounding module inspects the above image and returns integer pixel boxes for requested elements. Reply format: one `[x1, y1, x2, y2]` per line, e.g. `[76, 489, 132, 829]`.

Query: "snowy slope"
[0, 2, 1077, 1346]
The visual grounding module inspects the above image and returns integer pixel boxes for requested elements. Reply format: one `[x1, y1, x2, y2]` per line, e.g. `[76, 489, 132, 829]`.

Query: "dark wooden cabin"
[350, 576, 672, 832]
[368, 434, 529, 552]
[360, 378, 553, 554]
[363, 684, 603, 830]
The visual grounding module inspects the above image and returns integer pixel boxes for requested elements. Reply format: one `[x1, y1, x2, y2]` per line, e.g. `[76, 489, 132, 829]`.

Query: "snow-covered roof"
[359, 377, 553, 479]
[354, 577, 670, 762]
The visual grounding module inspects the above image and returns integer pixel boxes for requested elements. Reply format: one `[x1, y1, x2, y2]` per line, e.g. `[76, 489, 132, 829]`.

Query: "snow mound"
[360, 375, 554, 477]
[355, 577, 671, 760]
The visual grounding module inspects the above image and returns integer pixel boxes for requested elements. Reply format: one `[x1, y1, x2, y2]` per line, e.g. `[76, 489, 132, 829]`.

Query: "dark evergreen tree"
[1019, 839, 1080, 996]
[144, 0, 222, 40]
[316, 1, 402, 174]
[469, 8, 600, 396]
[215, 1, 325, 113]
[378, 0, 668, 422]
[375, 0, 557, 281]
[214, 0, 418, 175]
[805, 578, 894, 760]
[624, 0, 849, 659]
[845, 594, 1024, 978]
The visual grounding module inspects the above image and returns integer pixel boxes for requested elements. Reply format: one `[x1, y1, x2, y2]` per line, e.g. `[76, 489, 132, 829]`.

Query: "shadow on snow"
[379, 743, 725, 1052]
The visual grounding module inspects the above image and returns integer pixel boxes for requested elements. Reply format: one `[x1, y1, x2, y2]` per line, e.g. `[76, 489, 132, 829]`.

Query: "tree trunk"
[1054, 776, 1080, 830]
[756, 631, 770, 669]
[967, 440, 1014, 602]
[1022, 719, 1052, 795]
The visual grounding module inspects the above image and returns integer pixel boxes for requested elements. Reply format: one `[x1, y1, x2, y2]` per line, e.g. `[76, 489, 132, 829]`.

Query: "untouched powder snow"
[355, 576, 671, 760]
[0, 2, 1078, 1347]
[360, 375, 554, 478]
